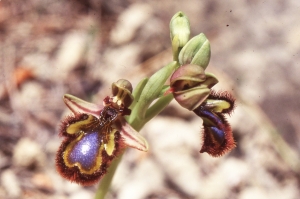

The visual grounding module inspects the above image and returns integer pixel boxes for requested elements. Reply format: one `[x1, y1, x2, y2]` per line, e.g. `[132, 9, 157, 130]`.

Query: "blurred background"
[0, 0, 300, 199]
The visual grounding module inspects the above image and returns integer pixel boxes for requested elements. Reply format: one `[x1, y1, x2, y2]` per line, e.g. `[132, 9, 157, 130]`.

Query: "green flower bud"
[170, 64, 218, 110]
[178, 33, 211, 70]
[170, 11, 191, 48]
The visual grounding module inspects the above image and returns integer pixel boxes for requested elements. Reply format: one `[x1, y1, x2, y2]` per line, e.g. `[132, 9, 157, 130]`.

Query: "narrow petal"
[118, 118, 149, 152]
[63, 94, 103, 117]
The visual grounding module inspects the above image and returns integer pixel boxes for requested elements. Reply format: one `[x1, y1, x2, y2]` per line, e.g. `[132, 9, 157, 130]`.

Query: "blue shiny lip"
[195, 107, 226, 146]
[193, 97, 236, 157]
[68, 131, 101, 171]
[193, 107, 225, 129]
[209, 126, 225, 144]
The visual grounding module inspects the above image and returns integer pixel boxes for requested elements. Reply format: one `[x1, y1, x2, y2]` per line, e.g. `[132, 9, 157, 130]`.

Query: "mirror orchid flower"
[56, 79, 148, 185]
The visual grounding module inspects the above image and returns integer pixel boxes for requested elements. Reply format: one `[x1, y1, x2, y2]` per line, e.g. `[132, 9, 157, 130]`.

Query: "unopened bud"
[169, 64, 218, 110]
[178, 33, 211, 70]
[170, 11, 191, 48]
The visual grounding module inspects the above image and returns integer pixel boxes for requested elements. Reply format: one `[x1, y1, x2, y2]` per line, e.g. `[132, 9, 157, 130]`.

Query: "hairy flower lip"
[63, 93, 149, 152]
[194, 105, 236, 157]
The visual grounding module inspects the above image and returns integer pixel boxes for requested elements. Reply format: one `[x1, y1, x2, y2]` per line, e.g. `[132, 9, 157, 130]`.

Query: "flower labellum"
[193, 91, 236, 157]
[56, 79, 148, 185]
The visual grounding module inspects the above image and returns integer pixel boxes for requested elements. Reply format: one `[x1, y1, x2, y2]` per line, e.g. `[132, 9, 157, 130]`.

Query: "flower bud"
[169, 64, 218, 110]
[170, 64, 206, 88]
[178, 33, 211, 70]
[170, 11, 190, 48]
[171, 84, 211, 111]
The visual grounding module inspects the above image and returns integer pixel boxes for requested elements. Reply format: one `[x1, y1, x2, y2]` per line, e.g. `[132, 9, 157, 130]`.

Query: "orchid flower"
[56, 80, 148, 185]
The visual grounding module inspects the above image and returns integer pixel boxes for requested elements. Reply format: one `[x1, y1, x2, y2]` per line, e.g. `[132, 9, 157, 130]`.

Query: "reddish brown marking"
[65, 96, 102, 116]
[164, 87, 175, 95]
[200, 113, 236, 157]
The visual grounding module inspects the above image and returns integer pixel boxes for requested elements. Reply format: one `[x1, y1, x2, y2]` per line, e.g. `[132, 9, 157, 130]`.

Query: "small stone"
[31, 173, 54, 192]
[239, 187, 268, 199]
[45, 138, 61, 154]
[102, 44, 141, 80]
[69, 190, 94, 199]
[200, 158, 250, 199]
[0, 151, 9, 169]
[54, 31, 87, 79]
[64, 181, 82, 194]
[116, 158, 164, 199]
[145, 117, 203, 197]
[13, 138, 46, 169]
[1, 169, 21, 198]
[110, 3, 153, 45]
[14, 82, 44, 112]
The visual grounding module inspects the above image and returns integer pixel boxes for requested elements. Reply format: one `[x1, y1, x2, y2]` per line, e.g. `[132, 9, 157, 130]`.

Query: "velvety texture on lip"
[56, 80, 150, 185]
[67, 131, 101, 171]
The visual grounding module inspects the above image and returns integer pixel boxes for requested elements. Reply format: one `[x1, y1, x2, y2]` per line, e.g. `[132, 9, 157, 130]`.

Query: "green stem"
[94, 155, 123, 199]
[172, 36, 180, 62]
[94, 106, 153, 199]
[142, 94, 174, 128]
[129, 92, 174, 132]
